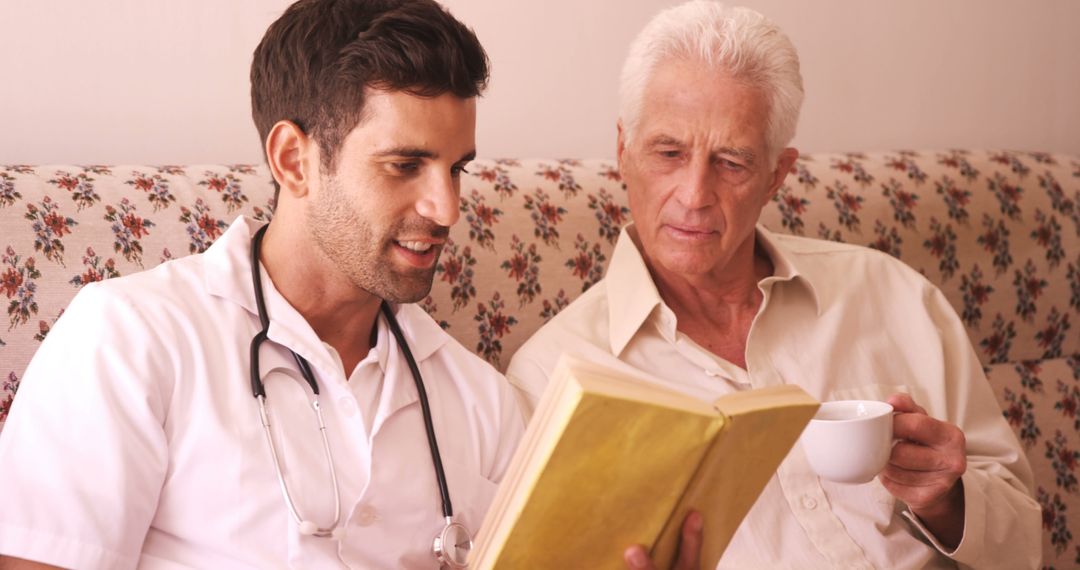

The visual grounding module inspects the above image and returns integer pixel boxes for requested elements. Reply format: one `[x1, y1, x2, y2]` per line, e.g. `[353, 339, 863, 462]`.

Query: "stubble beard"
[308, 179, 439, 305]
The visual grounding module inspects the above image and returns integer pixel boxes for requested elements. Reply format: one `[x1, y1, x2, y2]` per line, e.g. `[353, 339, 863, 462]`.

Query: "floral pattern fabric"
[0, 151, 1077, 566]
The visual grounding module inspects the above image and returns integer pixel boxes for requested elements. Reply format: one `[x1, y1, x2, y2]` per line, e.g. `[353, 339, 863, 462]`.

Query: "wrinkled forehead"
[633, 59, 771, 152]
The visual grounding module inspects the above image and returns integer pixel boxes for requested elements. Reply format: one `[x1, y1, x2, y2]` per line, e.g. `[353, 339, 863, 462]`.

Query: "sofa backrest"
[3, 151, 1080, 564]
[1, 152, 1077, 404]
[437, 152, 1080, 373]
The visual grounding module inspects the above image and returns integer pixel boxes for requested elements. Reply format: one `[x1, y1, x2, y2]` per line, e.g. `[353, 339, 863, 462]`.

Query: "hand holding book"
[471, 355, 819, 569]
[624, 511, 703, 570]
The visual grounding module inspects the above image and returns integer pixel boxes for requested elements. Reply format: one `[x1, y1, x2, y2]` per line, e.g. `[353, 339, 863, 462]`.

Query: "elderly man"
[507, 1, 1040, 568]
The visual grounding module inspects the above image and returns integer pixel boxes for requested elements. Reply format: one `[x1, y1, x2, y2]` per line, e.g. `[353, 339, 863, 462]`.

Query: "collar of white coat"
[202, 216, 451, 375]
[604, 223, 821, 357]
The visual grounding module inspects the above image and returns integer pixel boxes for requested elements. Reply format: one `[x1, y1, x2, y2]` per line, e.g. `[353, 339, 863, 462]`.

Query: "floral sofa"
[1, 151, 1077, 567]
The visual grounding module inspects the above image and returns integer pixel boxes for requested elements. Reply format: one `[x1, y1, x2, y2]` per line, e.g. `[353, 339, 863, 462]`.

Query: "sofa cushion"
[989, 356, 1080, 560]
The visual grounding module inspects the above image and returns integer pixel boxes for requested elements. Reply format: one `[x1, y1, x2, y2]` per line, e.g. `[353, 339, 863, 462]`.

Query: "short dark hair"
[251, 0, 488, 178]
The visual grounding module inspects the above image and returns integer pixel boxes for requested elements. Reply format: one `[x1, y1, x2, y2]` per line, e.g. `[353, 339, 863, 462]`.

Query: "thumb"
[624, 545, 656, 570]
[886, 392, 924, 414]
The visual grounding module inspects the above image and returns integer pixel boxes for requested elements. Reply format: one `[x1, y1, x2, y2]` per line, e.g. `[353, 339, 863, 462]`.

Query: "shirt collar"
[202, 215, 263, 317]
[605, 226, 665, 357]
[369, 303, 453, 427]
[201, 216, 449, 371]
[754, 225, 821, 313]
[382, 302, 450, 365]
[605, 223, 821, 357]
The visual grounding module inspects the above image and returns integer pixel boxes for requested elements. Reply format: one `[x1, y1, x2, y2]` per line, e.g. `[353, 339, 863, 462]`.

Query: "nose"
[675, 156, 717, 210]
[415, 170, 461, 227]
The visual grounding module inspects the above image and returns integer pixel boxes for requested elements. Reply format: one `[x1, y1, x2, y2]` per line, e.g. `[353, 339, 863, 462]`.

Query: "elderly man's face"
[618, 59, 795, 282]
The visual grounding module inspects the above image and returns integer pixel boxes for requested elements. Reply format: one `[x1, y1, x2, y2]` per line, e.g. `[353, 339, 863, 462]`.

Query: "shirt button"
[356, 505, 380, 527]
[338, 396, 357, 416]
[802, 496, 818, 510]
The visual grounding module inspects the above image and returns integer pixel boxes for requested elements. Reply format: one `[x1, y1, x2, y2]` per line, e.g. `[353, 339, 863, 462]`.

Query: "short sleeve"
[0, 282, 171, 569]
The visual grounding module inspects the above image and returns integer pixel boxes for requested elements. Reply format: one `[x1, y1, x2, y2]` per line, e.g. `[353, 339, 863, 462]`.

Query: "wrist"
[911, 480, 965, 549]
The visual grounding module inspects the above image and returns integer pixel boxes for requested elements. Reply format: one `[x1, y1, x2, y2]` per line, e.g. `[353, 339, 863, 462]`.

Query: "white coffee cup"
[801, 399, 894, 484]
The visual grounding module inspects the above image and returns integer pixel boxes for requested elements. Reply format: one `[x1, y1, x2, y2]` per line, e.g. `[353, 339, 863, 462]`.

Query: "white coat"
[0, 217, 524, 569]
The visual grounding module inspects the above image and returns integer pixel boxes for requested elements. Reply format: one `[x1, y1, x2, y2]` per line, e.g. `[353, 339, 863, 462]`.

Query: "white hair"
[618, 0, 804, 162]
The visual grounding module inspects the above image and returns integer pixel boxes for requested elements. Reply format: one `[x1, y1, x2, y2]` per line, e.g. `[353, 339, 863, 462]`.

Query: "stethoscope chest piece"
[433, 518, 473, 569]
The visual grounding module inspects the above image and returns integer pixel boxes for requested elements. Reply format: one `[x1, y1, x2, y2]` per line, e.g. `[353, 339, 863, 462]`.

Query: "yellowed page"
[470, 356, 586, 565]
[650, 385, 819, 568]
[471, 355, 722, 569]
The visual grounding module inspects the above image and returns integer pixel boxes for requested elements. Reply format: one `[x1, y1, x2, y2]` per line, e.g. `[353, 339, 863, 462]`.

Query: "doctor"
[0, 0, 524, 568]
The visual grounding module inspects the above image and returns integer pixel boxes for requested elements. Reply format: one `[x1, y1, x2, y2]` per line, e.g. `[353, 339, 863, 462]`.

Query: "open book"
[470, 355, 819, 569]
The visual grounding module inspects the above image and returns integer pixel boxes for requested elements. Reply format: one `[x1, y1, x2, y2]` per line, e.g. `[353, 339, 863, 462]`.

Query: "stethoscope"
[248, 224, 473, 568]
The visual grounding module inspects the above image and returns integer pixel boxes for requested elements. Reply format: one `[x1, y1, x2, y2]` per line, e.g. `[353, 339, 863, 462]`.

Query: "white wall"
[1, 0, 1077, 164]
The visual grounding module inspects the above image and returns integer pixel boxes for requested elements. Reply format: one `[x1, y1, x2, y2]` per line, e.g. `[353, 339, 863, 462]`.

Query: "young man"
[0, 1, 522, 567]
[508, 2, 1041, 568]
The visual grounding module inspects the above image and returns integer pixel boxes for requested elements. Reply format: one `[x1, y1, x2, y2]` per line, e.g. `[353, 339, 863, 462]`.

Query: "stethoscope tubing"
[380, 301, 454, 519]
[247, 222, 456, 537]
[257, 392, 343, 537]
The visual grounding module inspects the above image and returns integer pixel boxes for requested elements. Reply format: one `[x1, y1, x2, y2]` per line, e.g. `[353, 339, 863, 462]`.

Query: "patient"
[507, 1, 1041, 568]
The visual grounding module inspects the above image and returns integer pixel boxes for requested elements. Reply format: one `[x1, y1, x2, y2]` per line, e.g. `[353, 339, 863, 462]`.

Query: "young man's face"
[307, 89, 476, 303]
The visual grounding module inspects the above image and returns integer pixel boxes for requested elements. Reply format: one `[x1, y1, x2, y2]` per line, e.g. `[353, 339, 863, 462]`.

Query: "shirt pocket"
[441, 457, 500, 539]
[821, 383, 910, 530]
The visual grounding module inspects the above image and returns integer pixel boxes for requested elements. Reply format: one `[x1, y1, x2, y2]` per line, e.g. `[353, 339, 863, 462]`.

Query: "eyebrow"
[717, 147, 757, 165]
[372, 146, 437, 159]
[644, 135, 684, 149]
[644, 136, 758, 164]
[372, 146, 477, 163]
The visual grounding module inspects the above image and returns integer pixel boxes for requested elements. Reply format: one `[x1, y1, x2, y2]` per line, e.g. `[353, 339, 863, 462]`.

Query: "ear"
[265, 120, 317, 199]
[766, 147, 800, 201]
[616, 120, 627, 175]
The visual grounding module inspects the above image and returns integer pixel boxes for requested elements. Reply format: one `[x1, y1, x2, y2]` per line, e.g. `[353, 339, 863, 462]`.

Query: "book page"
[471, 355, 723, 569]
[471, 356, 587, 565]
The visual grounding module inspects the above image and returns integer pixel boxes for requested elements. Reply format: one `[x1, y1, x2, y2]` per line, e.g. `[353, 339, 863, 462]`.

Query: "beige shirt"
[507, 224, 1040, 570]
